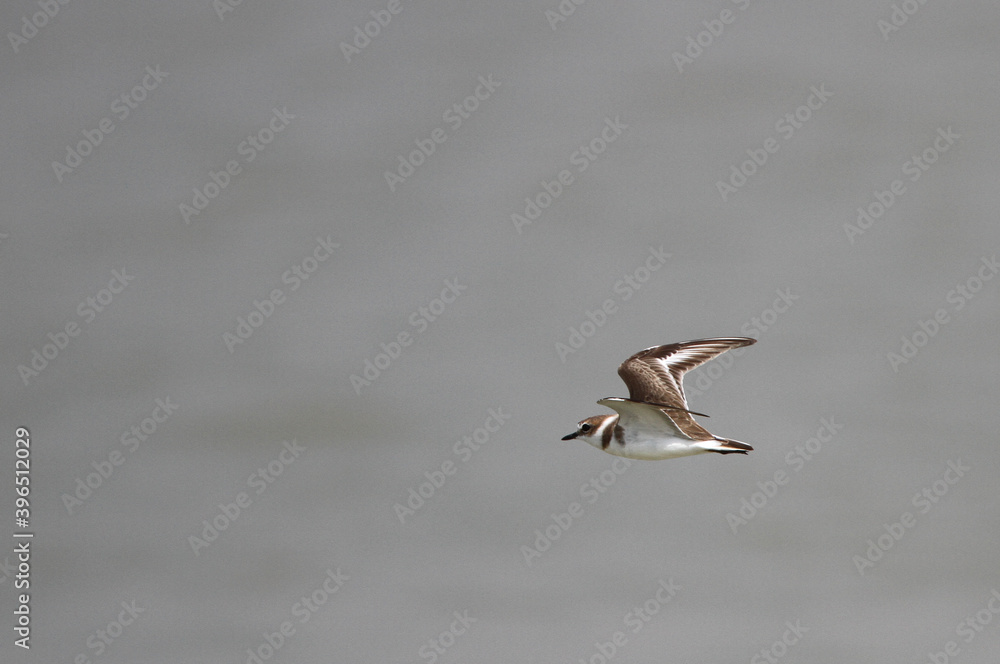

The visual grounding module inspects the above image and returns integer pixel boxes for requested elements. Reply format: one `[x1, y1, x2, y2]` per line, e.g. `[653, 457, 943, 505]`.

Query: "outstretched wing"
[617, 337, 755, 409]
[597, 397, 712, 441]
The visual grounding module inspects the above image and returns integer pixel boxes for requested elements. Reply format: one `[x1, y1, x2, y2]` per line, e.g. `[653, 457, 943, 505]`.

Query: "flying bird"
[561, 337, 756, 460]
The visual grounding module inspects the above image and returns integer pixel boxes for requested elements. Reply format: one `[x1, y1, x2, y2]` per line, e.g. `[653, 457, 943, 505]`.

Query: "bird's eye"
[580, 423, 591, 432]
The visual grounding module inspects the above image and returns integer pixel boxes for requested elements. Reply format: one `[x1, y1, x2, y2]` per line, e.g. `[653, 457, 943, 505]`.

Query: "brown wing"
[657, 405, 716, 441]
[617, 337, 756, 409]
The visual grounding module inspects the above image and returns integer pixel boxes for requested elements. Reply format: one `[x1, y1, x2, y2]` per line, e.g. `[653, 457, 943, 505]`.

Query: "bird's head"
[562, 416, 609, 443]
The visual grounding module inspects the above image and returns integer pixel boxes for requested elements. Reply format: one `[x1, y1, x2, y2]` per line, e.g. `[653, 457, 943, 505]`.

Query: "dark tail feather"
[709, 437, 753, 455]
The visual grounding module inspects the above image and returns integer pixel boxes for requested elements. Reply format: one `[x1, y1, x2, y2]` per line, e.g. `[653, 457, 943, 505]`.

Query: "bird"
[561, 337, 757, 460]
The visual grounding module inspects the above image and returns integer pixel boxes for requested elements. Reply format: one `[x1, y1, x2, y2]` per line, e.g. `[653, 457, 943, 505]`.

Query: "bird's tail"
[696, 437, 753, 455]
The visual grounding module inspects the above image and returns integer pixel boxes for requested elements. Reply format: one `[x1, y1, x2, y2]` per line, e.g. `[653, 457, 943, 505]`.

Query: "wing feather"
[598, 397, 714, 441]
[617, 337, 755, 408]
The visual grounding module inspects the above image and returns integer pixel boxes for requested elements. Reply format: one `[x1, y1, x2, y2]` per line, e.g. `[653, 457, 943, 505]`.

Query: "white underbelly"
[609, 432, 708, 460]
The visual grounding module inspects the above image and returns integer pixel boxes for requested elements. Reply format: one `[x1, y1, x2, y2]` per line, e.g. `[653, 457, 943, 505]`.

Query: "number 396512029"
[15, 427, 30, 524]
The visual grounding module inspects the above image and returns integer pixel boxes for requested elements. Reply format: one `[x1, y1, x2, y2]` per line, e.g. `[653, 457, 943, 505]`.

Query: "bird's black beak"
[561, 431, 579, 440]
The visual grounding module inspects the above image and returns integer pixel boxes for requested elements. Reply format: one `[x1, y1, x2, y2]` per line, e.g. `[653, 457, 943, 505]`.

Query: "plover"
[561, 337, 756, 460]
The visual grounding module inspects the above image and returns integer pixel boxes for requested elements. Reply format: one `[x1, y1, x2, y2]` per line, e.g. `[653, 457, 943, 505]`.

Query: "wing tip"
[630, 336, 757, 358]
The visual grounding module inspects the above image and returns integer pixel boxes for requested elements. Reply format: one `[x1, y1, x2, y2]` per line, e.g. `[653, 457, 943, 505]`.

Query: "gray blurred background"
[2, 1, 999, 662]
